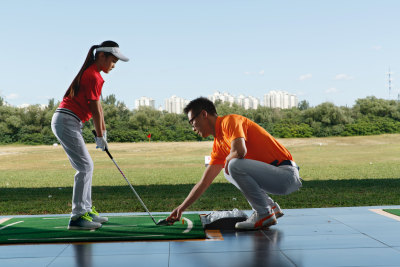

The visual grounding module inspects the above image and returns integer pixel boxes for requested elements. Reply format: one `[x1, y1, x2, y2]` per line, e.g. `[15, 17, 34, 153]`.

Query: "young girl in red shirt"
[51, 40, 128, 230]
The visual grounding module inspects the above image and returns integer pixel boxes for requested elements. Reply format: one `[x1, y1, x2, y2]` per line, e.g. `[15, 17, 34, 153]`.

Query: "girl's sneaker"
[68, 212, 102, 230]
[89, 206, 108, 224]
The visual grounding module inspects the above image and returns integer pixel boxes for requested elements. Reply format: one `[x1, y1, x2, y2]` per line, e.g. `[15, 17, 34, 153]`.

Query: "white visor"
[96, 47, 129, 62]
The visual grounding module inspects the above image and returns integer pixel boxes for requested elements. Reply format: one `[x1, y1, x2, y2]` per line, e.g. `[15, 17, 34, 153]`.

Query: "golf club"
[92, 130, 171, 226]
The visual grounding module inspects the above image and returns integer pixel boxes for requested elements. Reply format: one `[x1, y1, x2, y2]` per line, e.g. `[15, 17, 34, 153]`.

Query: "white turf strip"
[183, 217, 193, 233]
[370, 209, 400, 222]
[0, 218, 12, 224]
[0, 221, 23, 231]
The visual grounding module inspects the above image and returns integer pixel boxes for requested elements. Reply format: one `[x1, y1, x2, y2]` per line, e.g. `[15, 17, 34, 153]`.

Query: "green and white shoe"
[89, 206, 108, 224]
[68, 212, 102, 230]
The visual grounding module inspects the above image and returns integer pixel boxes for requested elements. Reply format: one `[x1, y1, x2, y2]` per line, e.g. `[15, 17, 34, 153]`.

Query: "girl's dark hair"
[64, 40, 119, 98]
[184, 97, 218, 116]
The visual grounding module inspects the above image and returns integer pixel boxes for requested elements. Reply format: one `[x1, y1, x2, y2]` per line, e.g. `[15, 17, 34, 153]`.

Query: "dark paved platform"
[1, 205, 400, 267]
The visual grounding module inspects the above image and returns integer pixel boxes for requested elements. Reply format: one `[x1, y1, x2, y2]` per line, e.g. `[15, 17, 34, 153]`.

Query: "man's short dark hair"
[184, 97, 218, 116]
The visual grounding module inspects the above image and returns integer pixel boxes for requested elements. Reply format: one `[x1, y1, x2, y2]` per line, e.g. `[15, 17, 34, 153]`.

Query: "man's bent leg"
[224, 171, 275, 211]
[227, 158, 301, 213]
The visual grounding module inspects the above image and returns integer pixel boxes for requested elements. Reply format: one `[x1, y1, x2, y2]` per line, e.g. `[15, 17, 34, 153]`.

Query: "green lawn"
[1, 134, 400, 215]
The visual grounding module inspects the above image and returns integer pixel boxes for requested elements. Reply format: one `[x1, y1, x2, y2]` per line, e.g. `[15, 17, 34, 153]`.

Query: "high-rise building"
[208, 91, 235, 105]
[236, 94, 260, 110]
[209, 91, 259, 110]
[164, 95, 189, 114]
[264, 91, 298, 109]
[135, 96, 155, 109]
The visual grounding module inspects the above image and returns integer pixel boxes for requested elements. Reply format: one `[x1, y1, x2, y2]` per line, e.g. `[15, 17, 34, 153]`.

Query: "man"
[167, 97, 302, 230]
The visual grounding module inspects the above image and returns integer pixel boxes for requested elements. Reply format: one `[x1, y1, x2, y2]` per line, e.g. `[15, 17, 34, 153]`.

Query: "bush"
[2, 95, 400, 144]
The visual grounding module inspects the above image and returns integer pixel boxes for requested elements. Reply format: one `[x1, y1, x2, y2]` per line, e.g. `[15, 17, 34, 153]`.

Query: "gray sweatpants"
[225, 158, 302, 214]
[51, 112, 93, 219]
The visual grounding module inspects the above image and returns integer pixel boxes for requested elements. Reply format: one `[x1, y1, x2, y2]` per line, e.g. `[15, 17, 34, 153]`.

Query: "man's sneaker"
[272, 202, 284, 218]
[68, 212, 102, 230]
[235, 211, 277, 230]
[89, 206, 108, 224]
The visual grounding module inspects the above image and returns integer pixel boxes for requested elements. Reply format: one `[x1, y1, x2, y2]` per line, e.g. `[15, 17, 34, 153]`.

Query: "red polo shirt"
[59, 64, 104, 122]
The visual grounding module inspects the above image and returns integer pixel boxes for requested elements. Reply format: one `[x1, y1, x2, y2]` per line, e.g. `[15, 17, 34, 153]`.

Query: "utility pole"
[387, 67, 393, 99]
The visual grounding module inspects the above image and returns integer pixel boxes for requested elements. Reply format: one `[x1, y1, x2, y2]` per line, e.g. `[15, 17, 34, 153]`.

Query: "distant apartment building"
[208, 91, 259, 110]
[164, 95, 189, 114]
[264, 91, 298, 109]
[135, 96, 155, 109]
[236, 94, 260, 110]
[208, 91, 235, 105]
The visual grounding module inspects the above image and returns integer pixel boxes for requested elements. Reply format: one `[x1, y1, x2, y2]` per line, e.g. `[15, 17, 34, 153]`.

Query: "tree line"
[0, 95, 400, 145]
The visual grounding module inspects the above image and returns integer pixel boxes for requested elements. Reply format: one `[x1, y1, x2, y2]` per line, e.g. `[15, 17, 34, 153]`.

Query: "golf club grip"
[92, 130, 113, 159]
[104, 148, 113, 159]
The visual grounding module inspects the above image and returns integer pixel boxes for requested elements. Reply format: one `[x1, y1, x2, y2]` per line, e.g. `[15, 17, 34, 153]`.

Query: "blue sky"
[0, 1, 398, 109]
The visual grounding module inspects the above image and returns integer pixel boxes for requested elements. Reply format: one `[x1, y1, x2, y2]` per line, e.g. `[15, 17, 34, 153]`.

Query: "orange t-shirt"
[210, 114, 293, 166]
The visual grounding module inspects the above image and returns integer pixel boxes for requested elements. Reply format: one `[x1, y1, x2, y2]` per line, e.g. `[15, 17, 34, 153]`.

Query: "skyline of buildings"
[164, 95, 189, 114]
[264, 90, 298, 109]
[135, 90, 299, 114]
[134, 96, 155, 110]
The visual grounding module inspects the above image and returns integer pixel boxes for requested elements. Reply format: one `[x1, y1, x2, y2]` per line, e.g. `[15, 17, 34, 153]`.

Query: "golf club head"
[156, 218, 175, 226]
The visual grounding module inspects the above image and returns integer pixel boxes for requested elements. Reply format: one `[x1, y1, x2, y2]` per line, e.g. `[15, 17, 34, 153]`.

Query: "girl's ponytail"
[64, 44, 100, 98]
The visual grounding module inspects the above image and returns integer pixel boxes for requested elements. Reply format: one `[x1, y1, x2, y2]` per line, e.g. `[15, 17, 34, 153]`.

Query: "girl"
[51, 41, 129, 230]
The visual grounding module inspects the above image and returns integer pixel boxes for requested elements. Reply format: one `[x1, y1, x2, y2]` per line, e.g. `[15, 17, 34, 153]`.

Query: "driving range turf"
[1, 134, 400, 215]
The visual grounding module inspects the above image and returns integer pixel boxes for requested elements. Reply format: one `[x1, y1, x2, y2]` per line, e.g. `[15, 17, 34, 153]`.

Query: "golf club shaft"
[109, 156, 157, 224]
[92, 130, 157, 224]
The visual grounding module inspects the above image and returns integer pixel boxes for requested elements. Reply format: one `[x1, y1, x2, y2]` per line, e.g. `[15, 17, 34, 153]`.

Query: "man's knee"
[227, 158, 244, 177]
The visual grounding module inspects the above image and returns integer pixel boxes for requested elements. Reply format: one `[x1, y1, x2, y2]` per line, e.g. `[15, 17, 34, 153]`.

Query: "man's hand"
[95, 136, 108, 151]
[167, 206, 183, 225]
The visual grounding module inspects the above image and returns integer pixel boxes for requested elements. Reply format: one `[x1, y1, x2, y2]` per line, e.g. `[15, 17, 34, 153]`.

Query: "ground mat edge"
[382, 209, 400, 217]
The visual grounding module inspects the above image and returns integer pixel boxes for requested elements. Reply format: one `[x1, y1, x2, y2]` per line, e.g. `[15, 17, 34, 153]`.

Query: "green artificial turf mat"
[383, 209, 400, 217]
[0, 214, 205, 244]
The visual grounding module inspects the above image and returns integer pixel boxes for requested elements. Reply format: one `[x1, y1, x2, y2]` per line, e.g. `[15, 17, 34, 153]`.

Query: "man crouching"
[167, 97, 302, 230]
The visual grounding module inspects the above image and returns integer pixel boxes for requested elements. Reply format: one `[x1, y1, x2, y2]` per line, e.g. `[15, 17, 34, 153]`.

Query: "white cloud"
[6, 93, 19, 100]
[334, 74, 353, 80]
[244, 70, 265, 76]
[372, 45, 382, 50]
[18, 103, 30, 108]
[325, 87, 338, 93]
[299, 74, 312, 81]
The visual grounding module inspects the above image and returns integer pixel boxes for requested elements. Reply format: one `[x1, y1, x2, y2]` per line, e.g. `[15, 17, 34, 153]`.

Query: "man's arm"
[167, 164, 223, 222]
[225, 137, 247, 175]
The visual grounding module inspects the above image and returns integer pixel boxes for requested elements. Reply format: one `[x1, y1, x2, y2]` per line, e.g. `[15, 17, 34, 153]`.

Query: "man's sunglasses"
[189, 111, 202, 125]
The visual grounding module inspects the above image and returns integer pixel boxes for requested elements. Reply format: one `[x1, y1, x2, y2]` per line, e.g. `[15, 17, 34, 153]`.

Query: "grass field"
[1, 134, 400, 215]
